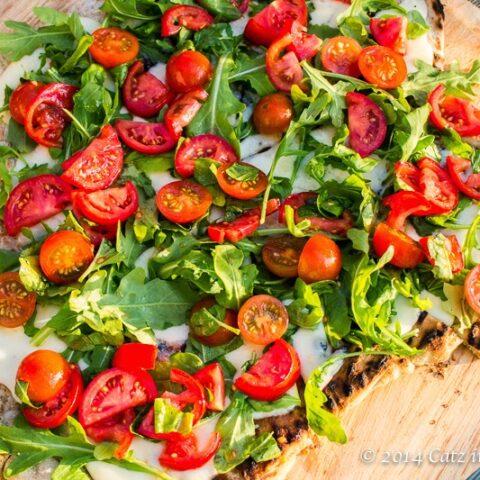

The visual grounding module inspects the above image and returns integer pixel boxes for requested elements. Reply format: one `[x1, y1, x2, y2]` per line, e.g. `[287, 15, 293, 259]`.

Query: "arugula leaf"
[287, 279, 325, 329]
[337, 0, 406, 25]
[225, 162, 259, 182]
[0, 250, 19, 273]
[193, 23, 243, 57]
[154, 398, 194, 435]
[423, 234, 458, 281]
[442, 129, 480, 172]
[6, 118, 36, 153]
[463, 213, 480, 269]
[101, 0, 162, 20]
[197, 0, 243, 20]
[59, 35, 93, 74]
[229, 54, 275, 96]
[406, 10, 430, 39]
[33, 7, 84, 40]
[186, 335, 243, 363]
[14, 380, 38, 408]
[248, 393, 302, 413]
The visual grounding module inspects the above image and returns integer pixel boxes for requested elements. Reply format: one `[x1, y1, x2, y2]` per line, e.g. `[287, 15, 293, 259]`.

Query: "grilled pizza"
[0, 0, 480, 479]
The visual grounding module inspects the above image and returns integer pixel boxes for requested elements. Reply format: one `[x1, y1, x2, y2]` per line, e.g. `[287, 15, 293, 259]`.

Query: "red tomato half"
[261, 236, 307, 278]
[465, 265, 480, 315]
[370, 16, 407, 55]
[89, 28, 139, 69]
[216, 162, 268, 200]
[4, 174, 71, 236]
[428, 84, 480, 137]
[373, 222, 424, 269]
[115, 120, 177, 155]
[446, 155, 480, 200]
[287, 22, 322, 61]
[166, 51, 213, 94]
[384, 191, 434, 231]
[244, 0, 308, 47]
[23, 364, 83, 429]
[122, 60, 172, 118]
[164, 88, 208, 139]
[79, 368, 157, 426]
[161, 6, 214, 37]
[320, 36, 362, 77]
[156, 180, 212, 224]
[419, 235, 464, 275]
[175, 134, 238, 178]
[62, 125, 123, 191]
[193, 363, 225, 411]
[74, 181, 139, 226]
[112, 343, 158, 371]
[24, 83, 77, 148]
[346, 91, 387, 157]
[159, 431, 221, 471]
[234, 339, 300, 401]
[9, 81, 43, 125]
[0, 272, 36, 328]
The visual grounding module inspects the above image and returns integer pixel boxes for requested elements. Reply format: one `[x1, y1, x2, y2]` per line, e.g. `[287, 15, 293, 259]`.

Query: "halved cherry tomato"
[384, 191, 434, 231]
[161, 6, 214, 37]
[156, 180, 212, 224]
[244, 0, 308, 47]
[262, 236, 307, 278]
[287, 21, 322, 61]
[446, 155, 480, 200]
[207, 198, 280, 243]
[358, 45, 407, 89]
[24, 83, 77, 147]
[373, 222, 424, 269]
[419, 235, 464, 275]
[175, 134, 238, 178]
[320, 36, 362, 77]
[166, 50, 213, 94]
[89, 27, 139, 69]
[216, 162, 268, 200]
[122, 60, 172, 118]
[266, 34, 303, 93]
[23, 364, 83, 429]
[465, 264, 480, 314]
[74, 181, 139, 226]
[238, 294, 288, 345]
[370, 16, 407, 55]
[189, 297, 237, 347]
[428, 84, 480, 137]
[193, 363, 225, 411]
[4, 174, 71, 236]
[9, 81, 43, 125]
[62, 125, 124, 191]
[253, 93, 293, 135]
[115, 120, 177, 155]
[112, 343, 158, 371]
[346, 91, 387, 157]
[86, 409, 135, 459]
[0, 272, 36, 328]
[164, 88, 208, 139]
[159, 431, 221, 471]
[79, 368, 157, 426]
[298, 233, 342, 283]
[39, 230, 94, 285]
[234, 339, 300, 401]
[17, 350, 70, 404]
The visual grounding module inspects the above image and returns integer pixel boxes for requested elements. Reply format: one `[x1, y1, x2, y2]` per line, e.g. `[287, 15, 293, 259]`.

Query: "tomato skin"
[373, 222, 424, 269]
[193, 363, 225, 411]
[23, 365, 83, 429]
[370, 16, 407, 55]
[320, 36, 362, 77]
[161, 6, 214, 37]
[62, 125, 124, 191]
[166, 51, 213, 94]
[419, 235, 464, 275]
[428, 84, 480, 137]
[164, 88, 208, 139]
[234, 339, 300, 401]
[465, 265, 480, 315]
[238, 294, 289, 345]
[156, 180, 212, 224]
[358, 45, 407, 89]
[298, 234, 342, 283]
[74, 181, 139, 226]
[24, 83, 77, 148]
[287, 22, 322, 61]
[89, 27, 139, 69]
[175, 134, 238, 178]
[253, 93, 293, 135]
[122, 60, 172, 118]
[189, 297, 237, 347]
[9, 81, 43, 125]
[4, 174, 71, 236]
[115, 120, 177, 155]
[39, 230, 95, 285]
[17, 350, 70, 404]
[262, 236, 307, 278]
[0, 272, 36, 328]
[346, 91, 387, 157]
[384, 191, 434, 231]
[216, 162, 268, 200]
[446, 155, 480, 200]
[112, 343, 158, 371]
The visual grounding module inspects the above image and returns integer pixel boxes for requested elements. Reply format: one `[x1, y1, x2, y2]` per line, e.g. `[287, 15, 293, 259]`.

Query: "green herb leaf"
[229, 54, 275, 96]
[225, 163, 259, 182]
[154, 398, 194, 435]
[406, 10, 430, 39]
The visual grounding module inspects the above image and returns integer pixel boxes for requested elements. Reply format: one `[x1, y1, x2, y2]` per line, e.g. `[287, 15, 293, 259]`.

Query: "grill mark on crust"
[467, 321, 480, 350]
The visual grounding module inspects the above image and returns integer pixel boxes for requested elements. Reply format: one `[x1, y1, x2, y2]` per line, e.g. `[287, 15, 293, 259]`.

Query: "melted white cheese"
[405, 34, 435, 73]
[148, 63, 167, 83]
[21, 145, 57, 170]
[229, 15, 249, 37]
[134, 246, 157, 277]
[421, 290, 455, 326]
[148, 170, 177, 192]
[362, 157, 391, 194]
[393, 294, 420, 335]
[154, 324, 189, 345]
[310, 0, 349, 28]
[224, 342, 264, 378]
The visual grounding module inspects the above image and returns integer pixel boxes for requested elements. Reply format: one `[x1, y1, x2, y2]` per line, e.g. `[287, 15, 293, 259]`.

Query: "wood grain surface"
[1, 1, 480, 479]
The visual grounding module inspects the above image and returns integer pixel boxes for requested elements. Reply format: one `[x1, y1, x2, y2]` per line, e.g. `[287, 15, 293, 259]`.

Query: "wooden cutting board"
[1, 1, 480, 479]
